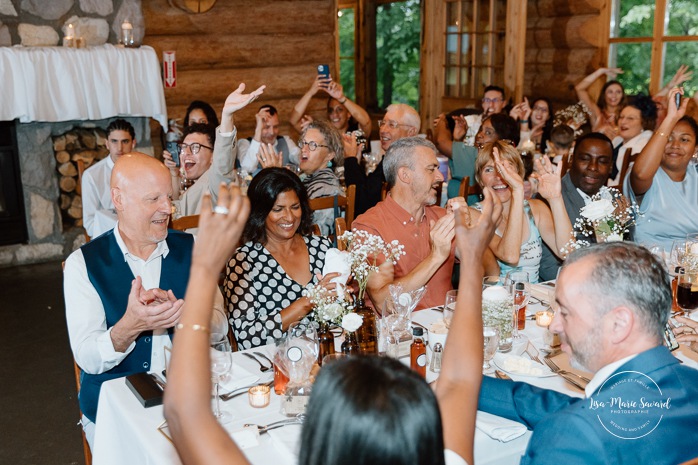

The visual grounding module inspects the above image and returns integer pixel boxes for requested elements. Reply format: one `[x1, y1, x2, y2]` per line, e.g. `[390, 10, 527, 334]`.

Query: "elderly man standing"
[352, 137, 458, 310]
[64, 153, 227, 448]
[538, 132, 614, 281]
[478, 242, 698, 464]
[345, 103, 421, 215]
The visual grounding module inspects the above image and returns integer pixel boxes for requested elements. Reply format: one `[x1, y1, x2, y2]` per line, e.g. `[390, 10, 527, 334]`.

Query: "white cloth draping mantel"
[0, 44, 167, 128]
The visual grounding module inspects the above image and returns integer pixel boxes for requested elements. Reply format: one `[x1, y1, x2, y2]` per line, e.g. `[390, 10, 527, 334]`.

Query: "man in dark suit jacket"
[479, 242, 698, 464]
[538, 133, 614, 281]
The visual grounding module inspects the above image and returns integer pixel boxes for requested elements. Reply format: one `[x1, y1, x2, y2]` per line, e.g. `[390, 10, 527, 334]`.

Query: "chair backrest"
[381, 182, 389, 200]
[171, 214, 200, 231]
[557, 152, 572, 178]
[458, 176, 483, 198]
[335, 217, 348, 250]
[311, 224, 322, 236]
[76, 159, 85, 196]
[616, 148, 636, 188]
[308, 184, 356, 228]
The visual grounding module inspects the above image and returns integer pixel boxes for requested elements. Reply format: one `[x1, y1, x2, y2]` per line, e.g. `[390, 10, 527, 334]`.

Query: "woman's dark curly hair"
[625, 93, 658, 131]
[485, 113, 520, 147]
[242, 168, 314, 244]
[183, 100, 219, 129]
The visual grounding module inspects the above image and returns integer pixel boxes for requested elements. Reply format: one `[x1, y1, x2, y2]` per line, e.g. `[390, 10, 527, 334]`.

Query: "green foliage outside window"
[339, 8, 356, 101]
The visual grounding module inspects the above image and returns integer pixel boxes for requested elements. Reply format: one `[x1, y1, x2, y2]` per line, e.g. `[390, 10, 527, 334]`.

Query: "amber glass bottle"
[410, 327, 427, 378]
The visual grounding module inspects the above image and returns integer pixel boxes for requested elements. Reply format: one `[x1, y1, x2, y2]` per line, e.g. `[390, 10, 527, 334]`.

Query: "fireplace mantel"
[0, 44, 167, 128]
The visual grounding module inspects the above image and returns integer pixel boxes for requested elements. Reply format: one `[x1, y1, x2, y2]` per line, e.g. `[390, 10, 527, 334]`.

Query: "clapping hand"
[257, 143, 283, 168]
[509, 97, 531, 122]
[532, 156, 562, 200]
[342, 133, 363, 159]
[125, 276, 184, 332]
[452, 187, 501, 260]
[429, 213, 456, 262]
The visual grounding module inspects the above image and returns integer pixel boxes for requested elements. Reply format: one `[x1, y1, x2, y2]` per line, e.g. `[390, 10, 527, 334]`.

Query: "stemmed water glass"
[483, 326, 499, 373]
[443, 290, 458, 329]
[505, 270, 530, 340]
[210, 332, 233, 423]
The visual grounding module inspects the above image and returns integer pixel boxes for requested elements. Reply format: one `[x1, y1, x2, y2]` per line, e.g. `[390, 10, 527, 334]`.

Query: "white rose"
[323, 302, 344, 321]
[606, 233, 623, 242]
[580, 198, 614, 222]
[341, 312, 364, 333]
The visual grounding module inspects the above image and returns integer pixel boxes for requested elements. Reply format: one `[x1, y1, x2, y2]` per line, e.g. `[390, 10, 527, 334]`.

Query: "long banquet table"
[91, 302, 698, 465]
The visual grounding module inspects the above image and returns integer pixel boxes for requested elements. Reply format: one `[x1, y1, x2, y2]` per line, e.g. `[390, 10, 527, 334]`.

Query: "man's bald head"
[111, 152, 173, 248]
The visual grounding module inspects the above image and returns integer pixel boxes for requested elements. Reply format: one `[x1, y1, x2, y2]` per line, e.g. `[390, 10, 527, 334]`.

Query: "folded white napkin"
[322, 248, 351, 285]
[530, 281, 555, 303]
[476, 411, 528, 442]
[267, 424, 302, 458]
[219, 362, 259, 393]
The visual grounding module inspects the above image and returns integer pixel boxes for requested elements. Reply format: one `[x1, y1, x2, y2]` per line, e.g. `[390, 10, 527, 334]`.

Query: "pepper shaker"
[430, 342, 443, 373]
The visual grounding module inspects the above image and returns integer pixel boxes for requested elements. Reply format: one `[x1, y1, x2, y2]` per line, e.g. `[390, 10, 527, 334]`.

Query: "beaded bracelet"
[175, 323, 209, 333]
[519, 119, 529, 124]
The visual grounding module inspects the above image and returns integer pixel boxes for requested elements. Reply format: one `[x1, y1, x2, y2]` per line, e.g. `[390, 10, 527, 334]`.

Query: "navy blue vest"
[79, 229, 193, 422]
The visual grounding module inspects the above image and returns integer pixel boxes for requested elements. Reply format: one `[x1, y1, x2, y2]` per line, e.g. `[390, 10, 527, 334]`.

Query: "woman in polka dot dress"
[223, 168, 340, 349]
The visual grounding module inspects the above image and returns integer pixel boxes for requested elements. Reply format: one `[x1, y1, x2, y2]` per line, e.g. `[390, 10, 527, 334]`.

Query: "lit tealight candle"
[535, 310, 553, 327]
[248, 385, 271, 408]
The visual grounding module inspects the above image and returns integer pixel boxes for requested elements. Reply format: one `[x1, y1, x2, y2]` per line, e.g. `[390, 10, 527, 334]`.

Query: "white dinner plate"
[493, 353, 555, 378]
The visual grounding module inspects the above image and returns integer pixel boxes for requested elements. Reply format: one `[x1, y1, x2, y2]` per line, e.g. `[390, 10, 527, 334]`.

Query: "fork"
[220, 380, 273, 401]
[541, 357, 587, 390]
[524, 342, 544, 364]
[543, 356, 591, 383]
[253, 351, 274, 369]
[242, 352, 271, 372]
[244, 414, 306, 434]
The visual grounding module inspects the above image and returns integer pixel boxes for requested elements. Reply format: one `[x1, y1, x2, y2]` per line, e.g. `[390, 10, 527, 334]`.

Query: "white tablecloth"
[0, 44, 167, 128]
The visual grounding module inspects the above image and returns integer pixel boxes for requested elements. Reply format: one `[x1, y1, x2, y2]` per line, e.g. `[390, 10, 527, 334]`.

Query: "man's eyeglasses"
[532, 106, 549, 113]
[378, 120, 413, 130]
[179, 142, 213, 155]
[298, 140, 329, 151]
[482, 98, 503, 104]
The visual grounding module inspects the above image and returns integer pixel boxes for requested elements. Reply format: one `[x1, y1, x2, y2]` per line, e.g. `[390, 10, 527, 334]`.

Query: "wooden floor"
[0, 260, 84, 465]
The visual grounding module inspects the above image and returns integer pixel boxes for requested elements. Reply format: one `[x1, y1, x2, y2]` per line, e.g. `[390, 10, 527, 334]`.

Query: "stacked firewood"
[53, 127, 109, 227]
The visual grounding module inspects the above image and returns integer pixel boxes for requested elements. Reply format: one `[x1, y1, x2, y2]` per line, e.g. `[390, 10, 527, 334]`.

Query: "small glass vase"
[594, 227, 624, 243]
[354, 298, 378, 355]
[341, 331, 360, 355]
[317, 322, 335, 366]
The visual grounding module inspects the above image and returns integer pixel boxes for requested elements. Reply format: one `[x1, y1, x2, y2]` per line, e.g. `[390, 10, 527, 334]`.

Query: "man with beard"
[352, 137, 461, 310]
[477, 242, 698, 464]
[64, 153, 228, 447]
[538, 132, 614, 281]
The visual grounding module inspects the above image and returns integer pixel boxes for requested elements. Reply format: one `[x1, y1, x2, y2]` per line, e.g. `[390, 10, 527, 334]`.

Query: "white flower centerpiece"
[562, 187, 640, 253]
[302, 283, 354, 326]
[482, 286, 514, 352]
[341, 313, 364, 333]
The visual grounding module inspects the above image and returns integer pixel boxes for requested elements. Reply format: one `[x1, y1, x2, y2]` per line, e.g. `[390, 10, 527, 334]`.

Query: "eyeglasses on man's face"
[298, 140, 329, 151]
[482, 98, 503, 104]
[179, 142, 213, 155]
[378, 119, 413, 130]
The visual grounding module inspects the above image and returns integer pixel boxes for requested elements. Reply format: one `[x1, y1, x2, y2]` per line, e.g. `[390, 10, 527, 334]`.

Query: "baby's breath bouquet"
[302, 283, 354, 325]
[561, 187, 640, 255]
[339, 230, 406, 301]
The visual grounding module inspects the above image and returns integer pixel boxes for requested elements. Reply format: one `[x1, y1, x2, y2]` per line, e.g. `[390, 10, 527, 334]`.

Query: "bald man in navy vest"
[64, 153, 227, 447]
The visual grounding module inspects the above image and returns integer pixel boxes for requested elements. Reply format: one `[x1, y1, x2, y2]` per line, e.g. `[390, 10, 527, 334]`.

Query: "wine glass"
[670, 240, 689, 274]
[483, 326, 499, 372]
[505, 270, 529, 340]
[210, 332, 233, 423]
[443, 290, 458, 329]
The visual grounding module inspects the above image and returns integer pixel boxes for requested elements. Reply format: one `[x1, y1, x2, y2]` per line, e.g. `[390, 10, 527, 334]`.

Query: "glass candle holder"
[535, 310, 553, 327]
[248, 385, 271, 408]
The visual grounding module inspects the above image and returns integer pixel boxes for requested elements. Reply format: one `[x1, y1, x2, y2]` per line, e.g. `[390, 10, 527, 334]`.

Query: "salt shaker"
[430, 342, 443, 373]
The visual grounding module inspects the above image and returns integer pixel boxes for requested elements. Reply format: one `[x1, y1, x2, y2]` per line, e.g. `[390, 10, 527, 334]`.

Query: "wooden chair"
[62, 261, 93, 465]
[335, 217, 348, 251]
[311, 224, 322, 236]
[558, 152, 572, 178]
[381, 181, 389, 200]
[171, 214, 200, 231]
[458, 176, 483, 198]
[308, 184, 356, 228]
[76, 159, 92, 242]
[615, 148, 636, 188]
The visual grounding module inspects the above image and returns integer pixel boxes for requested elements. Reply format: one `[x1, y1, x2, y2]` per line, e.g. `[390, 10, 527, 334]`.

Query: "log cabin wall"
[523, 0, 606, 107]
[143, 0, 338, 140]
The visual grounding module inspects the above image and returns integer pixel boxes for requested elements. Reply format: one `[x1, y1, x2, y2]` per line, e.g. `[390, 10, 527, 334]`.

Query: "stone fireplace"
[0, 42, 166, 267]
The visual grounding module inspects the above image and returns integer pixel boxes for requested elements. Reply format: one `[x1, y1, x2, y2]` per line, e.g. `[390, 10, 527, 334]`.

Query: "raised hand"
[453, 187, 501, 260]
[668, 65, 693, 89]
[300, 115, 314, 132]
[342, 133, 361, 159]
[310, 75, 331, 95]
[222, 83, 266, 116]
[162, 149, 179, 174]
[666, 87, 688, 122]
[257, 143, 283, 168]
[493, 147, 524, 194]
[602, 67, 623, 80]
[325, 80, 345, 101]
[192, 184, 251, 274]
[453, 115, 468, 141]
[534, 156, 562, 200]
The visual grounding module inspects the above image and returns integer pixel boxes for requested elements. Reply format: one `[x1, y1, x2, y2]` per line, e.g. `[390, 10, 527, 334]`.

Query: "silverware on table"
[543, 356, 591, 384]
[220, 380, 273, 401]
[148, 373, 167, 391]
[494, 370, 511, 380]
[253, 351, 274, 369]
[244, 414, 305, 434]
[541, 357, 588, 390]
[242, 352, 272, 372]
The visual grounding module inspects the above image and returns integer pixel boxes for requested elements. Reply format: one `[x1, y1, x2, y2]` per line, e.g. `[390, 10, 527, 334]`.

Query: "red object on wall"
[163, 51, 176, 88]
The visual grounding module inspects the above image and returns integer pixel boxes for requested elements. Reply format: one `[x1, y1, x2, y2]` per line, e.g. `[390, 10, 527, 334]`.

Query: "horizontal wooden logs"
[144, 33, 335, 72]
[143, 0, 334, 36]
[534, 0, 603, 18]
[528, 15, 604, 49]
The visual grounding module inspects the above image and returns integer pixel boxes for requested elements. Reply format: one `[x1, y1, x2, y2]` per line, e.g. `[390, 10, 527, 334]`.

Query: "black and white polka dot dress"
[223, 235, 331, 349]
